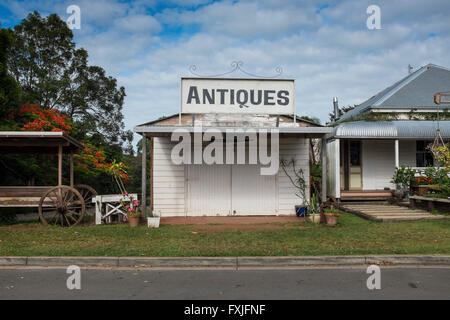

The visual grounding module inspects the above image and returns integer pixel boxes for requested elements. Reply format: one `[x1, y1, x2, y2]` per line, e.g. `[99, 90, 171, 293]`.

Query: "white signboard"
[181, 78, 295, 115]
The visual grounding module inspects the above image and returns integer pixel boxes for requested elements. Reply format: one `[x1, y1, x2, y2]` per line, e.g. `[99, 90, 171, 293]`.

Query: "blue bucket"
[295, 206, 308, 217]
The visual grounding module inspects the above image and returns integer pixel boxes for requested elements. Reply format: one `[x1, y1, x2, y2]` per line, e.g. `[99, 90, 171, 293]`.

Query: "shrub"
[391, 166, 416, 190]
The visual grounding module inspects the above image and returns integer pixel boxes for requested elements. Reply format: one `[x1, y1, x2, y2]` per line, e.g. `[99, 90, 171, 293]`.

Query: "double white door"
[186, 164, 276, 216]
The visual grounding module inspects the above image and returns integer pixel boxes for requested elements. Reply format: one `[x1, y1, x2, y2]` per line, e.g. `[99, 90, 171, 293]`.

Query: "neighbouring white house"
[134, 77, 332, 217]
[326, 64, 450, 201]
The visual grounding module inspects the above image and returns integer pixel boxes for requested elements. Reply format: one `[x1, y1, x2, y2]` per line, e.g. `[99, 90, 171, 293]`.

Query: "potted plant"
[308, 192, 321, 223]
[107, 161, 143, 226]
[391, 166, 416, 199]
[147, 210, 160, 228]
[281, 159, 319, 221]
[119, 192, 141, 227]
[323, 209, 340, 226]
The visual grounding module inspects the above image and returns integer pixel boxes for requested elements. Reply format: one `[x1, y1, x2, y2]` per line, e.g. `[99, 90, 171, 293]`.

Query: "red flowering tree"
[12, 103, 128, 186]
[19, 104, 73, 133]
[74, 142, 128, 182]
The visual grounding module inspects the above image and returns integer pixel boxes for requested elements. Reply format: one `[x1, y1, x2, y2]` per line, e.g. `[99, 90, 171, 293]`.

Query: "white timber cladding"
[325, 139, 340, 199]
[152, 136, 309, 217]
[277, 137, 309, 215]
[361, 140, 417, 190]
[153, 137, 185, 217]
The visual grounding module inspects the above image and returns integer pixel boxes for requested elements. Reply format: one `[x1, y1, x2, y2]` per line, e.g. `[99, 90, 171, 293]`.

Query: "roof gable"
[340, 64, 450, 121]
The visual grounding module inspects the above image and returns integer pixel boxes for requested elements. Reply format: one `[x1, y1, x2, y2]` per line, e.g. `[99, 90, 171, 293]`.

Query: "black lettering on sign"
[203, 89, 215, 104]
[250, 90, 262, 105]
[217, 89, 228, 104]
[236, 90, 249, 108]
[187, 86, 200, 104]
[277, 90, 289, 106]
[264, 90, 276, 105]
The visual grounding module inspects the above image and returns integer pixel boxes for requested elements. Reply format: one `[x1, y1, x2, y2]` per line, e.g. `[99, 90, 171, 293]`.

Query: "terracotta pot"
[128, 214, 141, 227]
[324, 212, 339, 226]
[417, 185, 429, 196]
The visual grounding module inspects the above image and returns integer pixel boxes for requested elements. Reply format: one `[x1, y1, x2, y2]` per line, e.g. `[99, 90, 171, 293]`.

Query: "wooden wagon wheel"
[74, 184, 98, 209]
[38, 186, 86, 227]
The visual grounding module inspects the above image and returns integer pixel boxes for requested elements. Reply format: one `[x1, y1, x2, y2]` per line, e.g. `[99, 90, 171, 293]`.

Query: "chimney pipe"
[333, 97, 339, 121]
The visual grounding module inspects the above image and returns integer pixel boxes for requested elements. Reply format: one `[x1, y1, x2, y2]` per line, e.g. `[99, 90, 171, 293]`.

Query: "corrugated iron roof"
[330, 121, 450, 139]
[340, 64, 450, 121]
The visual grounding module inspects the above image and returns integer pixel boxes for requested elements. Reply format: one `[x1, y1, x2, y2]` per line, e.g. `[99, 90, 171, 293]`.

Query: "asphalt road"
[0, 266, 449, 300]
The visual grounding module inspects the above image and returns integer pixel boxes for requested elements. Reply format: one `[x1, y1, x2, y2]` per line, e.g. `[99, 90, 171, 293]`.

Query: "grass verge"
[1, 212, 449, 257]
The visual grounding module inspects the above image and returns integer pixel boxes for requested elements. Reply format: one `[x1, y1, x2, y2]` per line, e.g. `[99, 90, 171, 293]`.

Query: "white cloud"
[159, 0, 321, 38]
[114, 14, 161, 33]
[3, 0, 450, 143]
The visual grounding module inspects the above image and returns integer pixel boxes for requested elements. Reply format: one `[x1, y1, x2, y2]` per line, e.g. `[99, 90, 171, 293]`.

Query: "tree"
[8, 11, 132, 148]
[0, 27, 21, 120]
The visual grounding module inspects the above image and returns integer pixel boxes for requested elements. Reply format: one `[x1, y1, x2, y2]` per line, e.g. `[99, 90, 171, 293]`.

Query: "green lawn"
[1, 213, 450, 257]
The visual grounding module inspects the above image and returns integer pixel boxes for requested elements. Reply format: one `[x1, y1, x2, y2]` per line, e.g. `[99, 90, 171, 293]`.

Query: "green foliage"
[431, 144, 450, 168]
[0, 28, 21, 119]
[391, 166, 416, 189]
[424, 166, 449, 186]
[0, 12, 138, 196]
[299, 116, 321, 125]
[408, 108, 450, 121]
[336, 109, 450, 126]
[7, 11, 132, 149]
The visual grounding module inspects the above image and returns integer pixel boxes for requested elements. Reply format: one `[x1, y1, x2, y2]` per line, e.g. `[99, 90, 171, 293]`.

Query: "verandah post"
[141, 134, 147, 215]
[58, 144, 63, 186]
[321, 138, 327, 203]
[395, 139, 399, 168]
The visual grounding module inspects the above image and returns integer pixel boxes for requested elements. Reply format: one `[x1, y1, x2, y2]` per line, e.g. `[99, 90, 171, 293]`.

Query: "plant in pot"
[107, 161, 142, 227]
[308, 192, 321, 223]
[120, 193, 141, 227]
[323, 209, 340, 226]
[147, 210, 160, 228]
[280, 159, 319, 222]
[391, 166, 416, 199]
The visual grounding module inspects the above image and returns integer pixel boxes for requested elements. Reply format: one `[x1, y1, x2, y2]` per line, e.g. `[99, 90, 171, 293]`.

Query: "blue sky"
[1, 0, 450, 144]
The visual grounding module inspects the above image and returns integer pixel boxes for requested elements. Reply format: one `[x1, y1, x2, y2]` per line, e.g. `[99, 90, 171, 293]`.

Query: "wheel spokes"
[39, 186, 86, 227]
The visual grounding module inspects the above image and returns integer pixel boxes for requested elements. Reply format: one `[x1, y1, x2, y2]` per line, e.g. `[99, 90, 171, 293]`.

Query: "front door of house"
[340, 140, 362, 191]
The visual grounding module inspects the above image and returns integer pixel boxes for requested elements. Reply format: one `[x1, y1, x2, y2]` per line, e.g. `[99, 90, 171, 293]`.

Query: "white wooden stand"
[92, 194, 138, 225]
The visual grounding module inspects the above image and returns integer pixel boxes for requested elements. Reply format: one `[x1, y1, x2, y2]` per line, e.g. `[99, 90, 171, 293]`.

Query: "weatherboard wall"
[151, 136, 308, 217]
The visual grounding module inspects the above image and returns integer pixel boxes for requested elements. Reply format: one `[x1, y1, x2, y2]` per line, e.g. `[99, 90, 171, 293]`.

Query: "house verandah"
[325, 120, 450, 201]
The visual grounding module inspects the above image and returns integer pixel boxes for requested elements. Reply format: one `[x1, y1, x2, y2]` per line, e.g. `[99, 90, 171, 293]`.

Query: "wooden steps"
[340, 203, 449, 222]
[341, 191, 392, 201]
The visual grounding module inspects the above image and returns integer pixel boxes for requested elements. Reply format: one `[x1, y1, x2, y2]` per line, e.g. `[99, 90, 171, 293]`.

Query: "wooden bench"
[0, 186, 53, 207]
[409, 195, 450, 211]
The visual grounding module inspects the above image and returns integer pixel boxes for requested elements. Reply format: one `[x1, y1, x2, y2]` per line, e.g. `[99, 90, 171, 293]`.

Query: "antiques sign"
[181, 78, 295, 115]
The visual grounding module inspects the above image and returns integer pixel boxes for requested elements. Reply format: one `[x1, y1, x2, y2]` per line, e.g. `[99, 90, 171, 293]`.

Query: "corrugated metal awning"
[134, 125, 332, 138]
[329, 121, 450, 139]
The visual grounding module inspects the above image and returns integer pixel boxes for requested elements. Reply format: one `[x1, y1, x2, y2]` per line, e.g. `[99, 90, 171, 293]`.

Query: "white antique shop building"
[134, 78, 332, 217]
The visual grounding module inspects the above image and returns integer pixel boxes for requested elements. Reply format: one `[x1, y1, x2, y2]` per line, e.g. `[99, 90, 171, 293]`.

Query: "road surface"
[0, 266, 449, 300]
